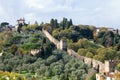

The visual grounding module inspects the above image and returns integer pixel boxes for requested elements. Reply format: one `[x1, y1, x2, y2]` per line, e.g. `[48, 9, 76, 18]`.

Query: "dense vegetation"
[0, 50, 90, 80]
[0, 22, 90, 80]
[0, 30, 54, 56]
[0, 71, 27, 80]
[1, 18, 120, 79]
[48, 18, 120, 62]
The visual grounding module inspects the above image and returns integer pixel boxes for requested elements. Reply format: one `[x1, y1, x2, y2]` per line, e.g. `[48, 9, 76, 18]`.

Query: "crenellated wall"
[42, 29, 114, 73]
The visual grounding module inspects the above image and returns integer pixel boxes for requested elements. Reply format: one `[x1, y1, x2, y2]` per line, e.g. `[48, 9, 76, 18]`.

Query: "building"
[96, 73, 115, 80]
[96, 60, 117, 80]
[94, 27, 120, 36]
[17, 18, 25, 25]
[15, 18, 26, 32]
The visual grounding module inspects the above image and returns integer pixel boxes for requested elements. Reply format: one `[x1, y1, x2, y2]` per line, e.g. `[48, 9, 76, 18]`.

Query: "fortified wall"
[42, 29, 67, 50]
[42, 29, 59, 46]
[42, 29, 115, 73]
[67, 49, 105, 73]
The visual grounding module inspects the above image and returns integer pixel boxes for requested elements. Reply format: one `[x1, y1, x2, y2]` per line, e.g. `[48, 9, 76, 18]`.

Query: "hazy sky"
[0, 0, 120, 28]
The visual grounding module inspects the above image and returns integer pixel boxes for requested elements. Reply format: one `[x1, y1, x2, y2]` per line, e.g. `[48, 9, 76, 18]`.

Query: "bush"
[89, 73, 96, 80]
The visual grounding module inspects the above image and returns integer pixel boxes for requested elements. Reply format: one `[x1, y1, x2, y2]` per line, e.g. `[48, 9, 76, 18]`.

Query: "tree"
[77, 48, 88, 56]
[9, 44, 18, 55]
[31, 21, 39, 30]
[50, 19, 59, 29]
[60, 17, 68, 29]
[114, 72, 120, 80]
[96, 31, 115, 47]
[52, 29, 60, 39]
[103, 31, 114, 47]
[86, 52, 93, 58]
[116, 63, 120, 71]
[69, 19, 73, 27]
[0, 22, 9, 27]
[54, 19, 59, 28]
[10, 35, 22, 44]
[58, 29, 79, 42]
[95, 48, 116, 62]
[50, 19, 54, 28]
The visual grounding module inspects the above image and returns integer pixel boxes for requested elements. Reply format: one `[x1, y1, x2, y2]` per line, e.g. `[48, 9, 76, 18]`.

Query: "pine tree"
[69, 19, 73, 26]
[54, 19, 59, 28]
[50, 19, 54, 28]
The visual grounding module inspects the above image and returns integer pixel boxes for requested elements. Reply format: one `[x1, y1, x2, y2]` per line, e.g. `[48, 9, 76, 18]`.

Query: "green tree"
[86, 52, 93, 58]
[69, 19, 73, 27]
[77, 48, 88, 56]
[54, 19, 59, 28]
[31, 21, 39, 30]
[50, 19, 59, 29]
[103, 31, 114, 47]
[95, 48, 116, 62]
[0, 22, 9, 27]
[9, 44, 17, 55]
[50, 19, 54, 28]
[60, 17, 68, 29]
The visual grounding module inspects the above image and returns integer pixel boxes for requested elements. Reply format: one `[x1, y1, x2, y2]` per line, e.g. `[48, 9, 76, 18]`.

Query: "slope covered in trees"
[0, 50, 90, 80]
[48, 18, 120, 63]
[0, 22, 90, 80]
[0, 18, 120, 79]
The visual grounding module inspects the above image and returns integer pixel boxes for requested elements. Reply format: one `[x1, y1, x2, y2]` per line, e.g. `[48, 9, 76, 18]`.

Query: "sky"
[0, 0, 120, 28]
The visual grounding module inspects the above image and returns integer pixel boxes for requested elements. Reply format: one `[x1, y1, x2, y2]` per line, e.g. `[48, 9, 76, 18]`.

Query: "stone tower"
[59, 39, 67, 51]
[15, 18, 26, 32]
[105, 60, 114, 73]
[17, 18, 25, 25]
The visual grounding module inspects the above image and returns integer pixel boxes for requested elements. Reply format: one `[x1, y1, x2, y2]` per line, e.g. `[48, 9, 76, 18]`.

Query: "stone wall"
[67, 49, 105, 73]
[42, 29, 59, 46]
[42, 29, 114, 73]
[67, 49, 84, 61]
[42, 29, 67, 50]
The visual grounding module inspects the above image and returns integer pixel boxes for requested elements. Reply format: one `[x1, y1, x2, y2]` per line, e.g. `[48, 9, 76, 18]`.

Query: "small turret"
[59, 39, 67, 51]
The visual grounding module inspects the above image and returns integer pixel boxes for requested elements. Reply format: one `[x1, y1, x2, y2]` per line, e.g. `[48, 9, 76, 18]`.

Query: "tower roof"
[17, 18, 25, 21]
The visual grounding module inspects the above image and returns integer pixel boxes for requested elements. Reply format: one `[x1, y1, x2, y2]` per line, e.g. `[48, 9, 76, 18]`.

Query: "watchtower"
[59, 39, 67, 51]
[105, 60, 114, 73]
[17, 18, 25, 25]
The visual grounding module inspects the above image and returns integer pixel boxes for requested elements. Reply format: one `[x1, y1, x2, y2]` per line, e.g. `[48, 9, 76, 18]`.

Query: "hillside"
[0, 18, 120, 80]
[0, 23, 90, 80]
[49, 18, 120, 62]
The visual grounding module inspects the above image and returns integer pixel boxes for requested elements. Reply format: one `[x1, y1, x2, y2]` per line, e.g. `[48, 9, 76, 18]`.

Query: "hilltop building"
[15, 18, 26, 32]
[96, 60, 120, 80]
[94, 27, 120, 35]
[17, 18, 25, 25]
